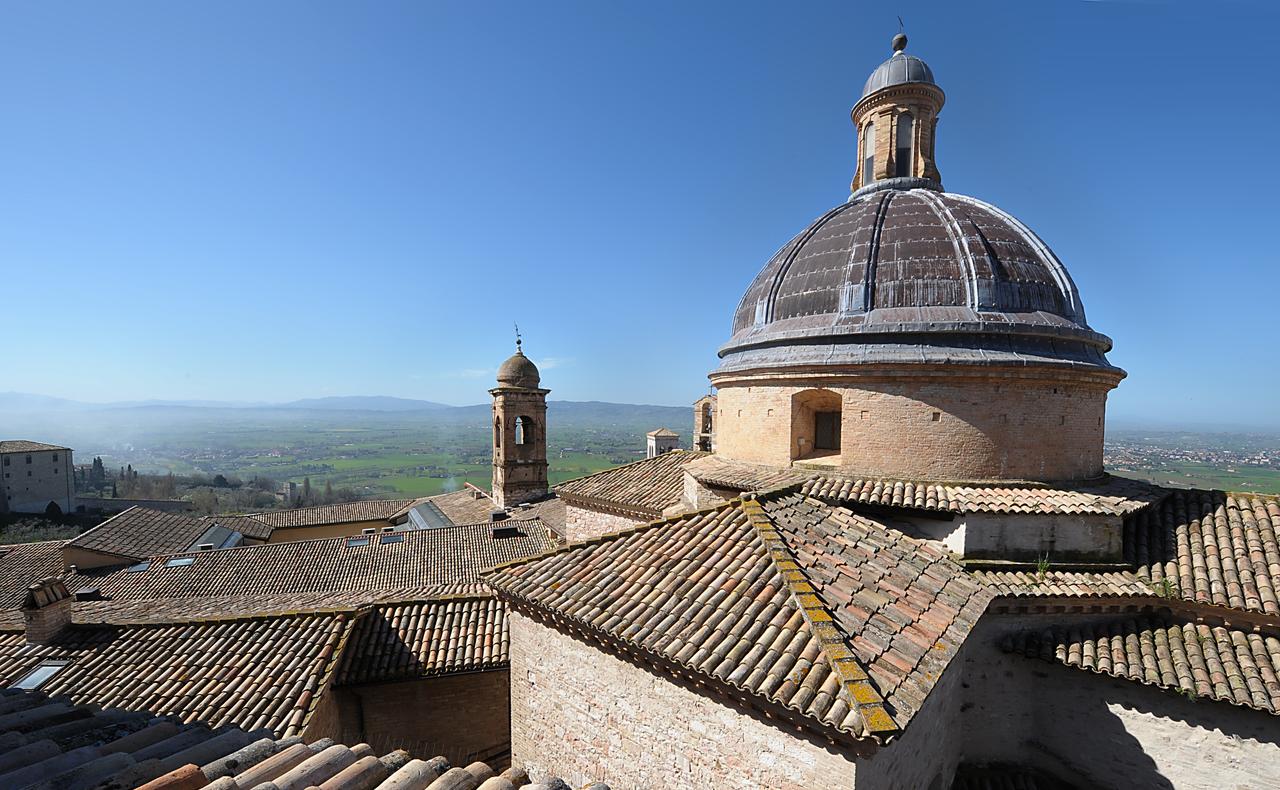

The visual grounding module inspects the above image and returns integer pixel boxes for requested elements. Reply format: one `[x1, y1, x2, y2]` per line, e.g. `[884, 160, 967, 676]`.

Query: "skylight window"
[126, 560, 151, 572]
[10, 660, 70, 690]
[346, 536, 370, 547]
[380, 533, 404, 544]
[165, 557, 195, 568]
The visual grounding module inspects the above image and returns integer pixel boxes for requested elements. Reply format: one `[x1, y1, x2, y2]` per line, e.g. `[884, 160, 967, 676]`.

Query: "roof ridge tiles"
[740, 498, 900, 738]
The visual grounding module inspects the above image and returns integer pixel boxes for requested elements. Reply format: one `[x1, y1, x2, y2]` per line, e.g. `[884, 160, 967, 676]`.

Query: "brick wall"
[712, 371, 1111, 482]
[563, 505, 642, 542]
[314, 671, 511, 765]
[962, 614, 1280, 788]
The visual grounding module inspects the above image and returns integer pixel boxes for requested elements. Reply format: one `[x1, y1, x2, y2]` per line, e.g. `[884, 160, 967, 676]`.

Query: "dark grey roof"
[717, 187, 1124, 377]
[862, 51, 936, 97]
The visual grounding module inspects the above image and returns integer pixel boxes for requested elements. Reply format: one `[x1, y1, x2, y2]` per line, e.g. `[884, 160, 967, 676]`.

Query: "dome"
[496, 348, 540, 388]
[862, 51, 935, 98]
[717, 181, 1123, 378]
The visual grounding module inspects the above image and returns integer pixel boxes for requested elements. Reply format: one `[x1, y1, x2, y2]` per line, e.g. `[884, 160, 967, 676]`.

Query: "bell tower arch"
[491, 338, 549, 508]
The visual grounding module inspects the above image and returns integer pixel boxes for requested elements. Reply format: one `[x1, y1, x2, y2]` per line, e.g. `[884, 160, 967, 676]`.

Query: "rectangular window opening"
[126, 560, 151, 572]
[380, 533, 404, 544]
[11, 660, 70, 690]
[164, 557, 195, 568]
[346, 536, 370, 547]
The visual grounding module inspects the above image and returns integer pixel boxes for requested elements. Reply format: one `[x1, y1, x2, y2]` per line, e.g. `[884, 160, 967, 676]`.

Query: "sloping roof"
[68, 507, 210, 562]
[336, 596, 507, 685]
[555, 450, 708, 518]
[488, 490, 991, 744]
[0, 540, 68, 609]
[683, 454, 809, 492]
[248, 498, 421, 529]
[204, 512, 274, 541]
[1002, 614, 1280, 715]
[0, 688, 592, 790]
[972, 490, 1280, 619]
[67, 520, 554, 601]
[0, 440, 69, 453]
[761, 492, 993, 726]
[804, 474, 1161, 516]
[403, 487, 498, 526]
[0, 611, 354, 736]
[646, 428, 678, 437]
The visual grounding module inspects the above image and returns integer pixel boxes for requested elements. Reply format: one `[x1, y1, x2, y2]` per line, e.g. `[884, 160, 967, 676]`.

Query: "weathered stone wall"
[563, 504, 643, 542]
[1, 449, 74, 515]
[509, 610, 860, 789]
[959, 512, 1122, 563]
[962, 614, 1280, 789]
[712, 371, 1110, 482]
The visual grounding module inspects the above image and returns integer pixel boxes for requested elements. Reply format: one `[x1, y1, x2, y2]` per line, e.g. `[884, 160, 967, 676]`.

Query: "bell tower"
[490, 336, 549, 508]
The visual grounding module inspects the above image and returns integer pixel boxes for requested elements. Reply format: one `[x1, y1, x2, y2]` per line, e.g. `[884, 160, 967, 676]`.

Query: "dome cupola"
[707, 33, 1125, 484]
[496, 340, 541, 389]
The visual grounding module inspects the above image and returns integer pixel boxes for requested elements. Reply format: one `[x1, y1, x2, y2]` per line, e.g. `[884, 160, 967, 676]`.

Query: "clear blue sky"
[3, 1, 1276, 429]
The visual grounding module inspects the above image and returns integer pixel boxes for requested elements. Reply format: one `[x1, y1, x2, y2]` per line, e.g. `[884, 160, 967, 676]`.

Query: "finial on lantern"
[514, 323, 523, 353]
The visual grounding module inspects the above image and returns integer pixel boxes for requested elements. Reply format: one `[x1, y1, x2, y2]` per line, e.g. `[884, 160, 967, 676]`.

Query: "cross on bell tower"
[490, 332, 549, 508]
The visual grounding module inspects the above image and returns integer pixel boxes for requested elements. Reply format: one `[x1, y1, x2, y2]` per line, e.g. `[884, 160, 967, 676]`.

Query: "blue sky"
[2, 1, 1276, 429]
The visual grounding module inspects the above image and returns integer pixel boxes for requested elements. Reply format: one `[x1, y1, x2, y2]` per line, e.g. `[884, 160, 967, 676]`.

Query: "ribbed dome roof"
[717, 182, 1122, 376]
[496, 349, 540, 388]
[862, 51, 936, 98]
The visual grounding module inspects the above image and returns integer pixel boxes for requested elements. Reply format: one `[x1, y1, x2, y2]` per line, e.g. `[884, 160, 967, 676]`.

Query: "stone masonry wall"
[563, 504, 643, 543]
[713, 372, 1109, 482]
[962, 614, 1280, 789]
[509, 610, 859, 789]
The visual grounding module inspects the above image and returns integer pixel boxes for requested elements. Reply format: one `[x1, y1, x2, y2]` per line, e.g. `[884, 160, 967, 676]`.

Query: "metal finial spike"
[514, 323, 522, 352]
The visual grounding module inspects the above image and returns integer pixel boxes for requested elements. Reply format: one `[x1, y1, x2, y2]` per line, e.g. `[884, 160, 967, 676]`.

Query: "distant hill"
[280, 396, 451, 412]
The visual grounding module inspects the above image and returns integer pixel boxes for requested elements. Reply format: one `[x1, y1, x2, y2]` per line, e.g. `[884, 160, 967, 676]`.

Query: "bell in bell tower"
[490, 333, 549, 508]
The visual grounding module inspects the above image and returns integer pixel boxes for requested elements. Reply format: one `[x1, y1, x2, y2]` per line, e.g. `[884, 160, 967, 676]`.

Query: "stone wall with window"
[1, 449, 74, 515]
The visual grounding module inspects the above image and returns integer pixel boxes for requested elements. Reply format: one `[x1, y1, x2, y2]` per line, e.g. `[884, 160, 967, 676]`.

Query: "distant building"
[491, 340, 550, 509]
[0, 440, 74, 515]
[645, 428, 679, 458]
[692, 393, 716, 451]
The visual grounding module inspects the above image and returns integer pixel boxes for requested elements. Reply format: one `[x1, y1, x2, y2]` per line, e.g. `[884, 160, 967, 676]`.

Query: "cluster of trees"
[291, 477, 362, 509]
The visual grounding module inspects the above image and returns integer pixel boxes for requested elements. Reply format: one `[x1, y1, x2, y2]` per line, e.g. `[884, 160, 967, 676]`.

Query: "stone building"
[0, 440, 74, 515]
[645, 428, 679, 458]
[692, 393, 716, 452]
[484, 33, 1280, 790]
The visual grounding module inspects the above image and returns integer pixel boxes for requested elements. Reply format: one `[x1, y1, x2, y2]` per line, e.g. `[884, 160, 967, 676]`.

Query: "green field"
[1109, 462, 1280, 494]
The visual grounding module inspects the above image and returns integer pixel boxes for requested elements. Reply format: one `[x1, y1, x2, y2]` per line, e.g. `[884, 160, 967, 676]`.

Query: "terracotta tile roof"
[204, 512, 274, 541]
[0, 688, 590, 790]
[66, 520, 554, 602]
[336, 596, 507, 685]
[506, 495, 567, 536]
[803, 473, 1161, 516]
[0, 540, 68, 610]
[683, 454, 809, 492]
[0, 611, 354, 737]
[761, 492, 993, 727]
[555, 450, 708, 518]
[1128, 490, 1280, 616]
[68, 587, 483, 626]
[248, 498, 421, 528]
[487, 490, 990, 743]
[973, 490, 1280, 619]
[970, 569, 1152, 600]
[406, 487, 496, 526]
[0, 440, 69, 453]
[68, 507, 210, 562]
[1002, 614, 1280, 715]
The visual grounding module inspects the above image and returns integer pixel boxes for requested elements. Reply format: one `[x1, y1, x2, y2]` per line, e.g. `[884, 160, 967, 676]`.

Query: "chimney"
[490, 509, 509, 523]
[22, 578, 72, 644]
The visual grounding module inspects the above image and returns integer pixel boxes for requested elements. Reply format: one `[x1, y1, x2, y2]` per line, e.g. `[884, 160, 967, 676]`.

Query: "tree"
[302, 477, 312, 506]
[323, 480, 334, 504]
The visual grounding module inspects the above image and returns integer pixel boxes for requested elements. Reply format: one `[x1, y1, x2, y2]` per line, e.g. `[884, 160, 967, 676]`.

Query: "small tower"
[693, 394, 717, 452]
[646, 428, 680, 458]
[491, 338, 549, 508]
[850, 32, 945, 192]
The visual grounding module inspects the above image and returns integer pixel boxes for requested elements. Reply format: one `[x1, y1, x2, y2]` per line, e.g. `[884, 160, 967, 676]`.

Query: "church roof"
[555, 449, 708, 519]
[486, 489, 992, 744]
[718, 187, 1122, 377]
[1003, 614, 1280, 715]
[862, 50, 936, 98]
[495, 347, 541, 389]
